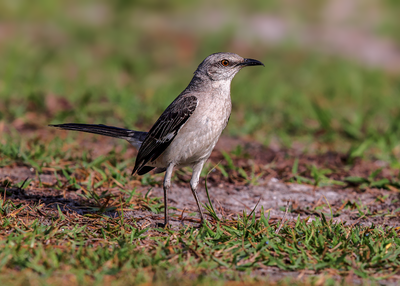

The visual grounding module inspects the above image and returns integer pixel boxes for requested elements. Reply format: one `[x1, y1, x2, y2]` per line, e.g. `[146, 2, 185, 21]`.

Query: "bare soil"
[1, 136, 399, 229]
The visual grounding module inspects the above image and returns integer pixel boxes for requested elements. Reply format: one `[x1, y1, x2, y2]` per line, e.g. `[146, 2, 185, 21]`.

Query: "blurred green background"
[1, 0, 400, 165]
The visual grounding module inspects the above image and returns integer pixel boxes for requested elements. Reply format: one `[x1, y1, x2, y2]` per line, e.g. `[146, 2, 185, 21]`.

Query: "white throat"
[211, 79, 232, 95]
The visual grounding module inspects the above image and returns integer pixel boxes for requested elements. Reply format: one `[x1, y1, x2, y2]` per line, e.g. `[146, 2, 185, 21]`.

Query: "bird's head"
[195, 52, 264, 81]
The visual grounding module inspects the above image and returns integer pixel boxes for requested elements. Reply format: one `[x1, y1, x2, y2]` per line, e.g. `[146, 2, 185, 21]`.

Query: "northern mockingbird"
[51, 52, 264, 226]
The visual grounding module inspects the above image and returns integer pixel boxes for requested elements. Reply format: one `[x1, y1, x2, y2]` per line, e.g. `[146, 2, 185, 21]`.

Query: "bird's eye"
[221, 59, 229, 66]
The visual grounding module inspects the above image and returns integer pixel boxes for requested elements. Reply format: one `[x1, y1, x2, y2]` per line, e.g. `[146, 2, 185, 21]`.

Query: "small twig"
[232, 197, 252, 211]
[312, 195, 324, 211]
[346, 215, 366, 239]
[215, 199, 226, 218]
[179, 208, 186, 222]
[328, 241, 342, 253]
[247, 196, 262, 221]
[275, 201, 290, 234]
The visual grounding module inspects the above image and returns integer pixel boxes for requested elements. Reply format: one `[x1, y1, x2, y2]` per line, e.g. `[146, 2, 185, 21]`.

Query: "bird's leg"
[190, 161, 206, 224]
[161, 164, 174, 228]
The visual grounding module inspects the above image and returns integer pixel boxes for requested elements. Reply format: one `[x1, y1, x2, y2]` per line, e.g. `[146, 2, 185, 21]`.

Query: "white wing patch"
[156, 131, 176, 143]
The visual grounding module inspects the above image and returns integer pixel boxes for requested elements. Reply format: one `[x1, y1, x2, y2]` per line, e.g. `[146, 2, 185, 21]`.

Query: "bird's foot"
[156, 221, 169, 228]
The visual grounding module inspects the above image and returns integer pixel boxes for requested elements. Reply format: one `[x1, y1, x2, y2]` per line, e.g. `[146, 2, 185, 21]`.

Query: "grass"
[1, 1, 400, 285]
[1, 139, 400, 284]
[0, 189, 399, 285]
[1, 2, 400, 164]
[2, 132, 400, 285]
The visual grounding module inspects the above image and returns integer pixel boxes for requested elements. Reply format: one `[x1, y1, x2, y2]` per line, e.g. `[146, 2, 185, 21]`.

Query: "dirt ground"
[1, 136, 399, 229]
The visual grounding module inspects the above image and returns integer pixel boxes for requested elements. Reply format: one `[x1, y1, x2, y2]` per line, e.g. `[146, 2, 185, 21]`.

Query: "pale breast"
[156, 88, 232, 168]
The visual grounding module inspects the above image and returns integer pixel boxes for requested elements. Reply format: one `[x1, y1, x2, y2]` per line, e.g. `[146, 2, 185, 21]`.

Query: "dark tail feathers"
[49, 123, 147, 146]
[50, 123, 164, 175]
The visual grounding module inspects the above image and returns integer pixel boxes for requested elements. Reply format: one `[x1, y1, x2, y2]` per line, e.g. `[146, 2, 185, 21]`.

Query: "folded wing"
[132, 95, 198, 175]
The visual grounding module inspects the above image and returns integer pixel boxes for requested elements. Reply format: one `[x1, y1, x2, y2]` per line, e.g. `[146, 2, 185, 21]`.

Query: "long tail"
[49, 123, 147, 149]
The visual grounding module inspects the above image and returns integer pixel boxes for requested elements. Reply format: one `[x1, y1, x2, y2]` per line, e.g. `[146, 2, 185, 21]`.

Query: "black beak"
[239, 58, 265, 67]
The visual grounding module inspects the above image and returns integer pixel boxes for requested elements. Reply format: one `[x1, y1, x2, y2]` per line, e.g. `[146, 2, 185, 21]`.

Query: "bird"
[50, 52, 264, 227]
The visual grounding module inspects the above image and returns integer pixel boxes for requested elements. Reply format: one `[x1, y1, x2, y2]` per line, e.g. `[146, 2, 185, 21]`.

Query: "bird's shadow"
[2, 173, 208, 229]
[3, 186, 205, 229]
[3, 186, 121, 218]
